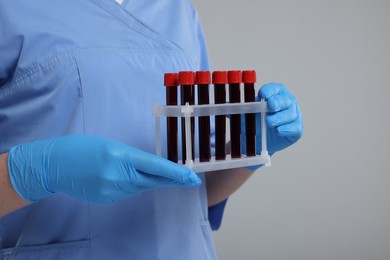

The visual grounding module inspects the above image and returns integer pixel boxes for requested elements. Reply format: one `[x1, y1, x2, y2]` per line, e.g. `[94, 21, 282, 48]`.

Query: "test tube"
[179, 71, 195, 164]
[212, 71, 227, 160]
[242, 70, 257, 156]
[228, 70, 242, 158]
[196, 71, 211, 162]
[164, 73, 179, 163]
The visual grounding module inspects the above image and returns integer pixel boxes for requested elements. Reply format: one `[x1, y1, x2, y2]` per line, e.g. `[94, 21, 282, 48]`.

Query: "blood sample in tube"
[242, 70, 257, 156]
[228, 70, 242, 158]
[179, 71, 195, 164]
[164, 73, 179, 163]
[212, 71, 227, 160]
[196, 71, 211, 162]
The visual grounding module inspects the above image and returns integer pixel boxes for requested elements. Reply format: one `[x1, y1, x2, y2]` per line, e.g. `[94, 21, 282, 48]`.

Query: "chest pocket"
[0, 56, 85, 152]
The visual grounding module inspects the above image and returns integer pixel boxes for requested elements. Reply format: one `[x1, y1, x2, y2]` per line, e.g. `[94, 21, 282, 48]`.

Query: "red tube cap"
[242, 70, 257, 83]
[164, 73, 178, 87]
[212, 71, 228, 84]
[228, 70, 242, 84]
[178, 71, 195, 85]
[195, 71, 211, 85]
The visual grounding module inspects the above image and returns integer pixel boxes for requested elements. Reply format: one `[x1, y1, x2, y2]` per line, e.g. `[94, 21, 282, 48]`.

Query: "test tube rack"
[153, 101, 271, 172]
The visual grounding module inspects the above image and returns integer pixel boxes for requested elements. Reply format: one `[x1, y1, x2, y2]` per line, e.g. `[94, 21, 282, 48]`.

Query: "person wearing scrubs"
[0, 0, 303, 259]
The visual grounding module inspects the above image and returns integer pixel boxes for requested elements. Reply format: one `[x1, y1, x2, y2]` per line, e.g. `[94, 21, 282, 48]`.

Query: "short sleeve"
[208, 199, 228, 230]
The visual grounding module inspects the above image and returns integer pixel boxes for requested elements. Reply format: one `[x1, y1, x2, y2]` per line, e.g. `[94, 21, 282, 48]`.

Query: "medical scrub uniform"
[0, 0, 226, 258]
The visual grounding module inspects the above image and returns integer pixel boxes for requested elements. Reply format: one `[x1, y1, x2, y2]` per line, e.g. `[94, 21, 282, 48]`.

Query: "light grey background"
[192, 0, 390, 259]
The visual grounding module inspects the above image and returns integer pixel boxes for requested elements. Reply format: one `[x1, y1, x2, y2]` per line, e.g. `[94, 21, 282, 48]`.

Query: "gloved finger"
[275, 111, 303, 140]
[258, 82, 288, 100]
[125, 147, 201, 186]
[266, 102, 298, 127]
[266, 94, 294, 113]
[128, 170, 200, 188]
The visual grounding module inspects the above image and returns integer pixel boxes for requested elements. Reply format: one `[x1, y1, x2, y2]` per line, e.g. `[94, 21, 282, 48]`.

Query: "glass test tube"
[196, 71, 211, 162]
[164, 73, 179, 163]
[228, 70, 242, 158]
[242, 70, 257, 156]
[212, 71, 227, 160]
[179, 71, 195, 164]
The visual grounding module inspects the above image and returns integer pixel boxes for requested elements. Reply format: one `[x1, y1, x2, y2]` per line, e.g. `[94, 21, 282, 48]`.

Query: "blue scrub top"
[0, 0, 225, 259]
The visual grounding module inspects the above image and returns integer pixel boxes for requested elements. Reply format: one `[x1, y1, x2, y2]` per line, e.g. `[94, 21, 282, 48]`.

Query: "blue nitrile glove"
[242, 83, 303, 169]
[8, 135, 201, 203]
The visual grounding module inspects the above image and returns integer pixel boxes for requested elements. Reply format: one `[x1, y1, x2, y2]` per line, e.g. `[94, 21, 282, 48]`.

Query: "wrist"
[0, 152, 30, 216]
[8, 144, 53, 202]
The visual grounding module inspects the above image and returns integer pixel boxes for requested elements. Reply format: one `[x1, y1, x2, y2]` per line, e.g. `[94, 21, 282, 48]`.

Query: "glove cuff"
[8, 144, 53, 202]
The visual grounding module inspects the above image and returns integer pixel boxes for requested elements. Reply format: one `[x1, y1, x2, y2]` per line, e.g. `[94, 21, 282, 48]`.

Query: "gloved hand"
[242, 83, 303, 169]
[8, 135, 201, 203]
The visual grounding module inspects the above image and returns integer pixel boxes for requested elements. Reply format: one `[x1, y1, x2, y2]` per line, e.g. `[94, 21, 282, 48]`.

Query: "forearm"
[0, 153, 30, 217]
[206, 167, 255, 207]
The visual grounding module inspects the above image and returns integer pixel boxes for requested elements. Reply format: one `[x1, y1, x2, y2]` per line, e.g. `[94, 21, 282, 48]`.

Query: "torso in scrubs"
[0, 0, 220, 259]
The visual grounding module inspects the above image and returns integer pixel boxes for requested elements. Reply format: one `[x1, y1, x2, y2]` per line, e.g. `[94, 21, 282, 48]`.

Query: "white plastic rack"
[153, 100, 271, 172]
